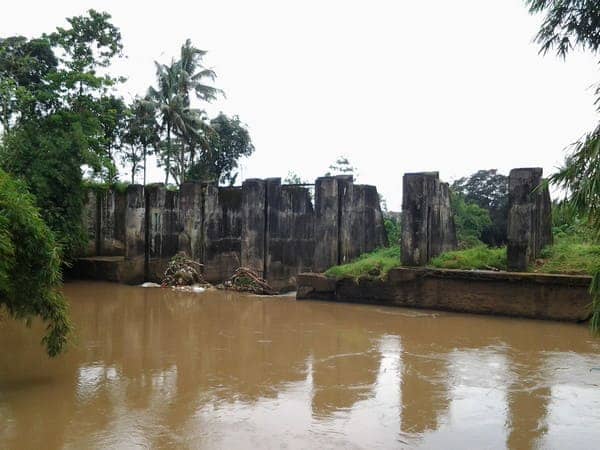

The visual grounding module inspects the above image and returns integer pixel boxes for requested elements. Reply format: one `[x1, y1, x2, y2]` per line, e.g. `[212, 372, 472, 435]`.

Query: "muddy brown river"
[1, 281, 600, 449]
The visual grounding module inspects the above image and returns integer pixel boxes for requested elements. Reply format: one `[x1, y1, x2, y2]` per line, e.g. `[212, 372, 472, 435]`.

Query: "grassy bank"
[429, 246, 507, 271]
[429, 235, 600, 274]
[535, 235, 600, 275]
[324, 234, 600, 279]
[324, 246, 400, 279]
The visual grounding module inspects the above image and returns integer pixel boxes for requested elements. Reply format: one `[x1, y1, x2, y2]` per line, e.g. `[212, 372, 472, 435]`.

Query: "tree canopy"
[526, 0, 600, 57]
[526, 0, 600, 332]
[0, 9, 125, 259]
[187, 113, 254, 185]
[451, 169, 508, 246]
[450, 191, 493, 249]
[325, 156, 358, 179]
[148, 39, 222, 185]
[0, 169, 71, 357]
[0, 10, 258, 355]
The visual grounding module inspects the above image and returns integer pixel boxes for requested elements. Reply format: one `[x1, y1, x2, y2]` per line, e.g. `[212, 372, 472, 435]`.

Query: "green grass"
[323, 231, 600, 279]
[535, 235, 600, 275]
[324, 246, 401, 280]
[429, 245, 507, 271]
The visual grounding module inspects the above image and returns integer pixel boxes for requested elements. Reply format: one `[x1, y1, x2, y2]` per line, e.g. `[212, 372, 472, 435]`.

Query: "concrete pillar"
[124, 185, 145, 259]
[313, 176, 343, 272]
[203, 184, 242, 282]
[340, 183, 388, 263]
[401, 172, 457, 266]
[82, 190, 99, 256]
[98, 189, 126, 256]
[178, 182, 203, 260]
[241, 179, 267, 276]
[507, 168, 553, 271]
[146, 184, 180, 259]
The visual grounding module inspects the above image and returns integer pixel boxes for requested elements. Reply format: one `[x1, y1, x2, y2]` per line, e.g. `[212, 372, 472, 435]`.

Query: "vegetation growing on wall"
[429, 246, 507, 271]
[324, 246, 400, 280]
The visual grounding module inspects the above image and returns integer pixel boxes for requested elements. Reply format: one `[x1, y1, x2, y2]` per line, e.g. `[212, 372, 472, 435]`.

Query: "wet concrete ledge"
[296, 268, 592, 322]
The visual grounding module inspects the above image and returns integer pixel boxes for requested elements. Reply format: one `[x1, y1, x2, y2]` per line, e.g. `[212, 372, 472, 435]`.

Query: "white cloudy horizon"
[2, 0, 599, 210]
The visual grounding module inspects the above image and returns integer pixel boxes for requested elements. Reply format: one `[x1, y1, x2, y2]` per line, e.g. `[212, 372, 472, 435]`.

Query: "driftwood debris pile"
[161, 253, 208, 287]
[219, 267, 277, 295]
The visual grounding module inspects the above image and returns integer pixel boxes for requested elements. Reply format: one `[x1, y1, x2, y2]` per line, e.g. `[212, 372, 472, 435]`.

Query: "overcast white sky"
[2, 0, 599, 210]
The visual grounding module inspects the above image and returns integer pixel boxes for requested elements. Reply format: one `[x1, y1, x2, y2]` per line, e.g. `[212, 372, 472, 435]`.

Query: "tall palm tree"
[178, 39, 222, 106]
[147, 62, 185, 185]
[148, 40, 221, 186]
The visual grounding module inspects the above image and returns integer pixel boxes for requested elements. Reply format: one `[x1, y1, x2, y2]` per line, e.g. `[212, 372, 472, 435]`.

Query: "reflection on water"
[1, 281, 600, 449]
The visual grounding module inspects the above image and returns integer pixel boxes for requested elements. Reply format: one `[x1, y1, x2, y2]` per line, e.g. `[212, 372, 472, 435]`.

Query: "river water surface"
[1, 281, 600, 449]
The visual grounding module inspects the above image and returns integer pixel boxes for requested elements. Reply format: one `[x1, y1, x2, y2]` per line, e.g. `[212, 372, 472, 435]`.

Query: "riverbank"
[325, 234, 600, 281]
[297, 267, 592, 322]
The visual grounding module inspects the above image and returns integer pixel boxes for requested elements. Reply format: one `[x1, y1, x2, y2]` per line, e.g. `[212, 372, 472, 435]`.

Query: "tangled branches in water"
[161, 253, 208, 287]
[219, 267, 277, 295]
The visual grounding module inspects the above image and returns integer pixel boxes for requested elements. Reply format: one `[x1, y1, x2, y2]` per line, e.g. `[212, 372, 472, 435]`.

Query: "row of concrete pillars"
[400, 168, 553, 272]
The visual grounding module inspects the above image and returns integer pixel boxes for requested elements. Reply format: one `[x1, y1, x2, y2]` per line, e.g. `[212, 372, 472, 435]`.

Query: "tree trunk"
[165, 123, 171, 185]
[143, 144, 147, 186]
[180, 140, 186, 185]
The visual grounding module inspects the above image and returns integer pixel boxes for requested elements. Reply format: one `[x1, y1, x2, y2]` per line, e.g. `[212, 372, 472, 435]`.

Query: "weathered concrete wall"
[297, 268, 591, 322]
[507, 168, 553, 272]
[401, 172, 457, 266]
[241, 179, 267, 276]
[77, 175, 387, 288]
[313, 175, 387, 272]
[203, 185, 242, 283]
[82, 190, 99, 256]
[124, 185, 145, 259]
[341, 183, 388, 263]
[266, 179, 316, 290]
[98, 189, 126, 256]
[178, 182, 204, 260]
[313, 176, 342, 273]
[146, 184, 180, 259]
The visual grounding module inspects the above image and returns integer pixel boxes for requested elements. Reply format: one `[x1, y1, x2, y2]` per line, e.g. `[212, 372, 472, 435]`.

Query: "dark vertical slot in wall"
[200, 184, 206, 264]
[262, 186, 268, 278]
[426, 205, 432, 262]
[143, 189, 150, 280]
[336, 180, 343, 265]
[95, 194, 101, 255]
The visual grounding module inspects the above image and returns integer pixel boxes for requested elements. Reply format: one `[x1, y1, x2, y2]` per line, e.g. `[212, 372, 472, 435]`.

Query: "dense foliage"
[0, 169, 71, 356]
[384, 217, 401, 247]
[526, 0, 600, 57]
[526, 0, 600, 332]
[451, 169, 508, 246]
[187, 113, 255, 185]
[450, 191, 493, 248]
[149, 39, 222, 185]
[0, 10, 123, 260]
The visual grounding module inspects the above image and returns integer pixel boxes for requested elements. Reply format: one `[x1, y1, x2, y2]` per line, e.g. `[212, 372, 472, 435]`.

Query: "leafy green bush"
[429, 245, 507, 271]
[450, 192, 492, 248]
[537, 234, 600, 275]
[384, 218, 401, 246]
[325, 246, 401, 280]
[0, 169, 71, 356]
